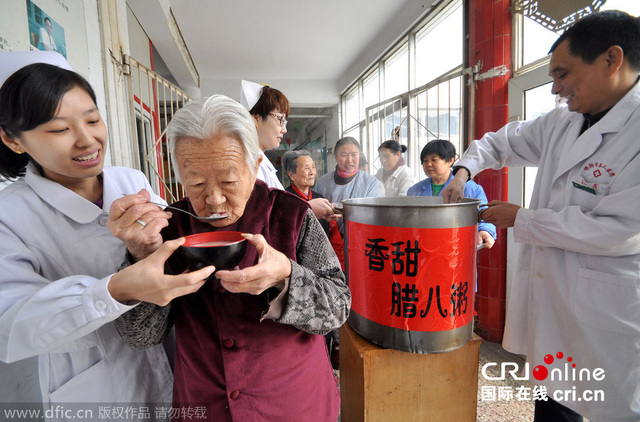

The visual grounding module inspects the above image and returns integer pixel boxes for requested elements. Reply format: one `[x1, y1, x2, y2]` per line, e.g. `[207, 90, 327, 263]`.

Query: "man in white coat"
[443, 10, 640, 422]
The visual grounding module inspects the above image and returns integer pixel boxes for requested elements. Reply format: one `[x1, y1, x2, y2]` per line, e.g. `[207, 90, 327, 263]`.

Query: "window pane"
[521, 0, 640, 67]
[524, 82, 554, 120]
[601, 0, 640, 15]
[415, 3, 463, 87]
[414, 76, 463, 161]
[363, 71, 380, 108]
[522, 82, 554, 207]
[343, 87, 360, 129]
[343, 126, 360, 143]
[522, 18, 557, 66]
[384, 44, 408, 99]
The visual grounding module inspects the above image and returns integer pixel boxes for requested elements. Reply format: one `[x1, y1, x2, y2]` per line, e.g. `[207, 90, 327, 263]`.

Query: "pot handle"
[478, 203, 489, 223]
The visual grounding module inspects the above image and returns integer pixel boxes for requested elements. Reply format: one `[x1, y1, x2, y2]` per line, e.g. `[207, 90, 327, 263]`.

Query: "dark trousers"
[534, 397, 583, 422]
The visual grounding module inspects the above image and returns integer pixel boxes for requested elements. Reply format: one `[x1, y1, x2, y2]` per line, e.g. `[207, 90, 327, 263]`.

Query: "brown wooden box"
[339, 324, 482, 422]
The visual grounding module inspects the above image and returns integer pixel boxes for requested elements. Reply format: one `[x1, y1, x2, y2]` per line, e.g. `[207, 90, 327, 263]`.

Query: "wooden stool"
[339, 323, 482, 422]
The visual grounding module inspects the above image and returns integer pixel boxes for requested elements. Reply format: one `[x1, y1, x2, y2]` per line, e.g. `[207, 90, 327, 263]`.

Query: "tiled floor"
[477, 340, 535, 421]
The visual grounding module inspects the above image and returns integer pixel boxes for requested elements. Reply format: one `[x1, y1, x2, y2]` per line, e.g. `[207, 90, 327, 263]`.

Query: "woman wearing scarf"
[375, 139, 416, 196]
[282, 150, 332, 236]
[315, 137, 384, 235]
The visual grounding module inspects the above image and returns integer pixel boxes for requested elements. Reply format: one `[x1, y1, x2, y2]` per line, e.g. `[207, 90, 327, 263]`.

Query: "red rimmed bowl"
[179, 231, 247, 272]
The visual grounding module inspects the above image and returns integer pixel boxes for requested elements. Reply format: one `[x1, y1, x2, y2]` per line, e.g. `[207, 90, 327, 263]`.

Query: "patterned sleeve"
[114, 302, 172, 350]
[113, 255, 173, 350]
[273, 209, 351, 335]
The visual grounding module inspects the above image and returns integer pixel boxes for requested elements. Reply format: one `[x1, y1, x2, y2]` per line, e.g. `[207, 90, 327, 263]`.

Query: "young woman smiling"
[0, 51, 213, 413]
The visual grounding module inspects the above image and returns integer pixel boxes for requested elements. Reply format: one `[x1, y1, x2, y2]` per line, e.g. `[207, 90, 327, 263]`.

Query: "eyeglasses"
[269, 112, 287, 127]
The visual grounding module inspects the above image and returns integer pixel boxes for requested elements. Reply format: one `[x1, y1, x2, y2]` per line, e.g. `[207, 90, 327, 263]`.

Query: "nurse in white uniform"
[0, 51, 214, 420]
[241, 80, 336, 221]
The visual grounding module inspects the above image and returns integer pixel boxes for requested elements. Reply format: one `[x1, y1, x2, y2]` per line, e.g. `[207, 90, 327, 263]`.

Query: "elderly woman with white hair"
[282, 149, 333, 235]
[112, 95, 349, 422]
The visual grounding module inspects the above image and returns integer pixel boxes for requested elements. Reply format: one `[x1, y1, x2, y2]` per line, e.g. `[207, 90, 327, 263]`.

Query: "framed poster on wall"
[27, 0, 67, 57]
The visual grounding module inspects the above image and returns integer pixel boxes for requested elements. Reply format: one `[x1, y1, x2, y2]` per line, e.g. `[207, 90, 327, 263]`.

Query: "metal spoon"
[121, 194, 228, 222]
[147, 201, 229, 222]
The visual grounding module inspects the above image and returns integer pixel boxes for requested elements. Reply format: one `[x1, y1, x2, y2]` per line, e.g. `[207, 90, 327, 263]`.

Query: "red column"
[469, 0, 511, 342]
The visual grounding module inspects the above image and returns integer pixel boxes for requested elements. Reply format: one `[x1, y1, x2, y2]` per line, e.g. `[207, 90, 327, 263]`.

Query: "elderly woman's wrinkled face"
[335, 143, 359, 174]
[289, 155, 316, 190]
[175, 135, 257, 227]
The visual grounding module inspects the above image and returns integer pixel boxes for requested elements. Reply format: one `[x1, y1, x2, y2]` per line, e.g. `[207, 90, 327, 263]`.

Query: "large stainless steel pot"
[342, 196, 480, 353]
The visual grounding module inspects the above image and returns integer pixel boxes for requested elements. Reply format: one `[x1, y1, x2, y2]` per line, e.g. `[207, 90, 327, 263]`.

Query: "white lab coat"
[375, 164, 416, 196]
[457, 82, 640, 421]
[257, 151, 283, 189]
[0, 163, 172, 419]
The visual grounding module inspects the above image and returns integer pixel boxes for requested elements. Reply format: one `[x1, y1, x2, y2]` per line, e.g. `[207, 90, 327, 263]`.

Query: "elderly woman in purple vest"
[110, 95, 350, 422]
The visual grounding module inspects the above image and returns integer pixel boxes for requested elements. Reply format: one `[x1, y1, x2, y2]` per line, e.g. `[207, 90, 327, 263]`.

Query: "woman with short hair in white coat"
[241, 81, 337, 222]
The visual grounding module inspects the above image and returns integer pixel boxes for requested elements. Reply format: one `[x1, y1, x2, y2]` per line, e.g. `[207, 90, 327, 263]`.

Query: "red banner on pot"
[347, 221, 477, 332]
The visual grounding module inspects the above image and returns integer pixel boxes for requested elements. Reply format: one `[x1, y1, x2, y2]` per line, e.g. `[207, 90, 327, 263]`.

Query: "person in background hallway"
[442, 10, 640, 421]
[315, 136, 384, 234]
[0, 51, 213, 419]
[283, 149, 333, 236]
[359, 154, 369, 172]
[408, 139, 496, 249]
[375, 139, 416, 196]
[240, 80, 288, 190]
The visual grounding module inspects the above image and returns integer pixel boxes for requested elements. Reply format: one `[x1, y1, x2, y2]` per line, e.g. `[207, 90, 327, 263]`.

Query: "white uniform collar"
[261, 151, 277, 172]
[596, 80, 640, 133]
[25, 162, 104, 224]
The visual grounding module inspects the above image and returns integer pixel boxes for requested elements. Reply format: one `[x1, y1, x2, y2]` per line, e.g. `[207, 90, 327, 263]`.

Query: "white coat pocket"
[48, 357, 119, 403]
[574, 267, 640, 336]
[569, 181, 610, 211]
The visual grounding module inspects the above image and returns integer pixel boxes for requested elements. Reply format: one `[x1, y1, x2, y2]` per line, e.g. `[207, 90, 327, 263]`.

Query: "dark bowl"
[179, 231, 247, 272]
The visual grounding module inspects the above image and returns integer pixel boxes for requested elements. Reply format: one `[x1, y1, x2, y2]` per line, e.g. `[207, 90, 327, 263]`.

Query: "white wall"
[0, 0, 91, 73]
[200, 77, 339, 107]
[127, 5, 152, 69]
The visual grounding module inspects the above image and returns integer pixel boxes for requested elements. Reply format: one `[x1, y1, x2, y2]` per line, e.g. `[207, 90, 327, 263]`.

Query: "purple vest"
[162, 181, 340, 421]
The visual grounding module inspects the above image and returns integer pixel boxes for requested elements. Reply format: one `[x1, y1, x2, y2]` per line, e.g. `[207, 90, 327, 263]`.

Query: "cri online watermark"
[480, 351, 606, 403]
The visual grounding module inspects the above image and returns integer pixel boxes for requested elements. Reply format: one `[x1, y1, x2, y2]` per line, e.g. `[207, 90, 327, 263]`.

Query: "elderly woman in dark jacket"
[110, 95, 350, 422]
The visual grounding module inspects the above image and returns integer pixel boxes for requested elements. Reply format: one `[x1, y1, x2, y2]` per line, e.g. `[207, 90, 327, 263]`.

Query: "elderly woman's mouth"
[209, 212, 228, 218]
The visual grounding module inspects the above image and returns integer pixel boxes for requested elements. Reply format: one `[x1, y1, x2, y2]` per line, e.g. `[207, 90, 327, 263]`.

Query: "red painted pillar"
[469, 0, 511, 342]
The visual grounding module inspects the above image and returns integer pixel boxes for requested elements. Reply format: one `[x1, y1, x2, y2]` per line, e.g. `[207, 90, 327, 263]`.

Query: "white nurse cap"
[0, 51, 73, 89]
[240, 79, 267, 111]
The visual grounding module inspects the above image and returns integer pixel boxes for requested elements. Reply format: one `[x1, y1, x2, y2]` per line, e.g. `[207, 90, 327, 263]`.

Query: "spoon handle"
[148, 202, 195, 217]
[120, 194, 226, 221]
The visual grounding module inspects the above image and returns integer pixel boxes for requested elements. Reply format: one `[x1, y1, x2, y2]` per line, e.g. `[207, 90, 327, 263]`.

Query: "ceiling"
[127, 0, 437, 106]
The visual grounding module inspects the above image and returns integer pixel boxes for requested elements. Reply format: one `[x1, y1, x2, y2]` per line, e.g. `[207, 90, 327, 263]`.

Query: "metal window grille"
[124, 55, 193, 202]
[365, 65, 466, 181]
